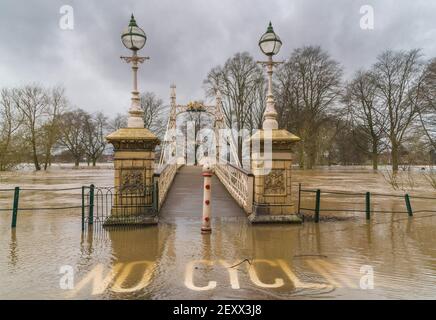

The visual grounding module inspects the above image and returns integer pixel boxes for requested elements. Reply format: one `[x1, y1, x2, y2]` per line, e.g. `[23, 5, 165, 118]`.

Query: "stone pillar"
[248, 129, 301, 223]
[105, 128, 160, 226]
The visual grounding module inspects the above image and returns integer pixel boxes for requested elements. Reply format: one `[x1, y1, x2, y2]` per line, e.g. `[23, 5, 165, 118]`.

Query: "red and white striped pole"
[201, 163, 213, 234]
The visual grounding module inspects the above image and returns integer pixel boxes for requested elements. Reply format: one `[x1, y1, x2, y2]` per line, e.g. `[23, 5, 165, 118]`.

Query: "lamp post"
[105, 15, 160, 226]
[248, 22, 302, 224]
[120, 14, 149, 128]
[258, 22, 283, 130]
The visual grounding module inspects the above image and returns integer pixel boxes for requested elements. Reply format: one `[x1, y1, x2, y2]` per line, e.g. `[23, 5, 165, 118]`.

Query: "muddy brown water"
[0, 165, 435, 299]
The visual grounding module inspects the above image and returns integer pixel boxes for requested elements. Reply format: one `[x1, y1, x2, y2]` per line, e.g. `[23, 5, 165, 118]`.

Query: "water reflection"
[1, 213, 436, 299]
[0, 166, 435, 299]
[9, 229, 18, 267]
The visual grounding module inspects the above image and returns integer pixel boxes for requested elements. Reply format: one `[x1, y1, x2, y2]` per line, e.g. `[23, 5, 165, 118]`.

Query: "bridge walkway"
[159, 166, 245, 218]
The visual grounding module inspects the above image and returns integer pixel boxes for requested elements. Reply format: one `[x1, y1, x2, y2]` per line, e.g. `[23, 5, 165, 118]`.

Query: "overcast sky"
[0, 0, 435, 116]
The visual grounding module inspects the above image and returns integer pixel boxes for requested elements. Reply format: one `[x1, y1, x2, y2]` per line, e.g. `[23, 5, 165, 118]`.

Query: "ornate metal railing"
[87, 185, 156, 226]
[153, 163, 178, 210]
[215, 163, 254, 214]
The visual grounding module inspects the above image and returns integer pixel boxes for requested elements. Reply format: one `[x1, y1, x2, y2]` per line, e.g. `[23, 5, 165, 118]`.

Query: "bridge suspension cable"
[159, 85, 242, 168]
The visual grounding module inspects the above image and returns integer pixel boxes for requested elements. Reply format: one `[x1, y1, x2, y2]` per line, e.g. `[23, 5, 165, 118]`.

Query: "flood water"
[0, 165, 435, 299]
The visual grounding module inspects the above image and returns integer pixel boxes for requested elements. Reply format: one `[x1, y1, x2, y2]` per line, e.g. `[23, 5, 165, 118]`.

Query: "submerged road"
[159, 166, 245, 218]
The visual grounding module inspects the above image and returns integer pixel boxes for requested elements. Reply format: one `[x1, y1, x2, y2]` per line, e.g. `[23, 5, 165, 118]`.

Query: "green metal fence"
[84, 184, 157, 228]
[0, 183, 158, 230]
[297, 183, 436, 223]
[0, 186, 86, 228]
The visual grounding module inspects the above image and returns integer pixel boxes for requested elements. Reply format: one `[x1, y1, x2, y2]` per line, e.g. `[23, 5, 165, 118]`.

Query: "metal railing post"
[314, 189, 321, 223]
[366, 192, 371, 220]
[11, 187, 20, 228]
[405, 194, 413, 217]
[89, 184, 95, 225]
[81, 186, 85, 231]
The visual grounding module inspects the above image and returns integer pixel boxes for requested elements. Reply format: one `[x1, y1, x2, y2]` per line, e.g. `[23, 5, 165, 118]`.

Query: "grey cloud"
[0, 0, 435, 116]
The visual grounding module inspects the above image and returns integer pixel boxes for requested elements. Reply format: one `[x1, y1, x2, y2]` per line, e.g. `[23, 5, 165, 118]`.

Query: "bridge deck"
[159, 166, 245, 218]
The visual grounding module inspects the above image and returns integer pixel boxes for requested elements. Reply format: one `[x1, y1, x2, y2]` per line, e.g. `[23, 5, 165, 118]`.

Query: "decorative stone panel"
[264, 169, 286, 195]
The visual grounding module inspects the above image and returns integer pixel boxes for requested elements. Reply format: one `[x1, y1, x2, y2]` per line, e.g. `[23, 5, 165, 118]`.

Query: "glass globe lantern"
[121, 14, 147, 51]
[258, 22, 282, 56]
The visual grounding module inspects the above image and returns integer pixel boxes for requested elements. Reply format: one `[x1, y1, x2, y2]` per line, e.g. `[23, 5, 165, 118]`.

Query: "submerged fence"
[0, 184, 158, 230]
[297, 183, 436, 223]
[2, 182, 435, 228]
[0, 186, 86, 228]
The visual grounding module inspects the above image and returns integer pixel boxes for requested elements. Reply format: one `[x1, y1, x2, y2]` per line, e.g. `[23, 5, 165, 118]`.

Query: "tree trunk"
[32, 145, 40, 171]
[306, 146, 316, 170]
[306, 154, 313, 170]
[304, 132, 317, 170]
[372, 153, 378, 170]
[43, 147, 51, 171]
[237, 136, 243, 164]
[371, 142, 378, 170]
[298, 143, 305, 169]
[391, 142, 399, 172]
[92, 158, 97, 166]
[74, 158, 80, 167]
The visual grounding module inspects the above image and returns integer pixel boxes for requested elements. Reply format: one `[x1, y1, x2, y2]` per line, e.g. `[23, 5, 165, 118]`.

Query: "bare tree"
[83, 112, 108, 166]
[373, 49, 424, 171]
[328, 120, 369, 165]
[204, 52, 265, 158]
[108, 113, 128, 131]
[204, 52, 265, 131]
[247, 77, 266, 131]
[41, 86, 68, 170]
[0, 88, 23, 170]
[14, 85, 48, 171]
[344, 70, 386, 169]
[275, 46, 342, 169]
[181, 107, 213, 165]
[140, 92, 167, 138]
[418, 58, 436, 150]
[59, 109, 87, 167]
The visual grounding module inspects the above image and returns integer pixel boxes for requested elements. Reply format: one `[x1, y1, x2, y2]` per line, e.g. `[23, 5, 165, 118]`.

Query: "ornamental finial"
[129, 14, 138, 27]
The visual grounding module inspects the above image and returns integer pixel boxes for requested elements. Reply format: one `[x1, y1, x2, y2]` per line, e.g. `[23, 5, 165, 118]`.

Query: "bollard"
[201, 163, 213, 234]
[405, 194, 413, 217]
[89, 184, 95, 225]
[11, 187, 20, 228]
[314, 189, 321, 223]
[366, 192, 371, 220]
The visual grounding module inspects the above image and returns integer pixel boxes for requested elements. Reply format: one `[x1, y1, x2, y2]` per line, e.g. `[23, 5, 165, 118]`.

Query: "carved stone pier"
[105, 128, 160, 225]
[248, 129, 301, 223]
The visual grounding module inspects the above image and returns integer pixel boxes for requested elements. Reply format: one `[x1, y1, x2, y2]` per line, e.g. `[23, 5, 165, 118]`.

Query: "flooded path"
[160, 166, 245, 219]
[0, 165, 435, 299]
